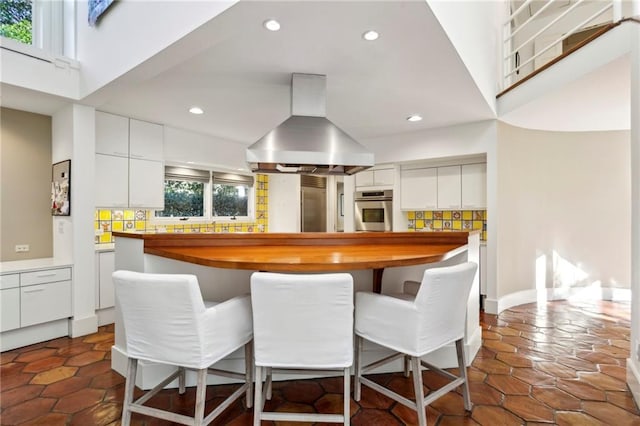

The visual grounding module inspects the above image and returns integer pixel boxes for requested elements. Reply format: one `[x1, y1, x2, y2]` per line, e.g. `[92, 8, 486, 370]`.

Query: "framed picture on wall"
[88, 0, 115, 26]
[51, 160, 71, 216]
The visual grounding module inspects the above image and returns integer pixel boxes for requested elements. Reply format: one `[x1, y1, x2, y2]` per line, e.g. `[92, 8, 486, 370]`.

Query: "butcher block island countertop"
[112, 231, 480, 293]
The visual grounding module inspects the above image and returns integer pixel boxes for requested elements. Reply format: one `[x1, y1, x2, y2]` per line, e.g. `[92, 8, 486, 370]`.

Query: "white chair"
[112, 270, 253, 426]
[354, 262, 478, 426]
[250, 272, 354, 425]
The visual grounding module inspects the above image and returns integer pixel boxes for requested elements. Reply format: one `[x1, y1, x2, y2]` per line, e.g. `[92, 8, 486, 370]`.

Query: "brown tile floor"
[1, 299, 639, 425]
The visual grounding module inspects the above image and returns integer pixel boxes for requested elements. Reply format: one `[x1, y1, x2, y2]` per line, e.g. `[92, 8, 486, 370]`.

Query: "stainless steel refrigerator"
[301, 176, 327, 232]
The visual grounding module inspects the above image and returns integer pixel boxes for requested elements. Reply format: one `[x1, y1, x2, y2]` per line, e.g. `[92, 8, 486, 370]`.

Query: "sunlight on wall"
[552, 250, 588, 288]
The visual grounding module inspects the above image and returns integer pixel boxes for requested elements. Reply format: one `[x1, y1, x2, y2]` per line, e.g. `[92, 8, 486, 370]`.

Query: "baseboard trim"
[628, 359, 640, 408]
[0, 320, 69, 351]
[484, 287, 631, 315]
[69, 314, 98, 337]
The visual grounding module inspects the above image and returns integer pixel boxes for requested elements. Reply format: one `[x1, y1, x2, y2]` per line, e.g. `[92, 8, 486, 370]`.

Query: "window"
[155, 167, 209, 219]
[1, 0, 32, 44]
[155, 167, 255, 222]
[212, 173, 254, 218]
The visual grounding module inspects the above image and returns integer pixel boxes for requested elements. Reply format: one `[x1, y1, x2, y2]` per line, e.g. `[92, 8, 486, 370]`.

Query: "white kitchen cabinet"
[21, 280, 72, 328]
[400, 167, 437, 210]
[461, 163, 487, 209]
[97, 251, 115, 309]
[0, 274, 20, 332]
[437, 166, 462, 210]
[95, 112, 165, 209]
[129, 158, 165, 209]
[480, 244, 487, 296]
[129, 119, 164, 161]
[355, 166, 394, 188]
[95, 111, 129, 157]
[95, 154, 129, 208]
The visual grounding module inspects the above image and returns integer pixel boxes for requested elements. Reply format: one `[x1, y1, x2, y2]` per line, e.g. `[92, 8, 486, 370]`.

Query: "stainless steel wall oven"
[354, 190, 392, 232]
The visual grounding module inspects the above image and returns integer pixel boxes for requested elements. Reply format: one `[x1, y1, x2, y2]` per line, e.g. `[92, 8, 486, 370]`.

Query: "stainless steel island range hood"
[246, 73, 374, 175]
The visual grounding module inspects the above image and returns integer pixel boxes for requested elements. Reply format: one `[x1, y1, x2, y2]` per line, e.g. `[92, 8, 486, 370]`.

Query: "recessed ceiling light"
[264, 19, 281, 31]
[189, 106, 204, 115]
[362, 30, 379, 41]
[407, 114, 423, 122]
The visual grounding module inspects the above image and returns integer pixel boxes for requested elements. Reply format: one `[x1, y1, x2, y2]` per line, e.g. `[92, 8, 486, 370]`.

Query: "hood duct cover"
[246, 73, 374, 175]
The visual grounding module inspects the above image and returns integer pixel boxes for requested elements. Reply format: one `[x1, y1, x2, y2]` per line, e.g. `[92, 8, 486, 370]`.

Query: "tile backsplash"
[95, 174, 269, 244]
[406, 210, 486, 240]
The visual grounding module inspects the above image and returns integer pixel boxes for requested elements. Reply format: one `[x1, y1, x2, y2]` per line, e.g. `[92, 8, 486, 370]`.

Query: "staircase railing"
[502, 0, 624, 89]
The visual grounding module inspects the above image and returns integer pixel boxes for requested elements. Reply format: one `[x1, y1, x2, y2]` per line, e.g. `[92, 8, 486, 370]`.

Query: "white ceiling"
[4, 1, 496, 147]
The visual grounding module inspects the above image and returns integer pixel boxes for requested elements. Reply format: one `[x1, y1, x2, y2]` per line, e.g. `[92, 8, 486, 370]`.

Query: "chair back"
[113, 270, 207, 368]
[250, 272, 354, 369]
[413, 262, 477, 353]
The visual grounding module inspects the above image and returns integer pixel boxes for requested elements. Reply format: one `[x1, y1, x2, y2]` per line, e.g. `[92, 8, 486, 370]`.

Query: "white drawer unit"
[21, 280, 72, 328]
[20, 267, 71, 286]
[0, 273, 19, 289]
[0, 273, 20, 332]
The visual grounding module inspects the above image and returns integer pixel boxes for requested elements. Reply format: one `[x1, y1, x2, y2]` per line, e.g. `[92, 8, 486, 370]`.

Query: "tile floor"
[1, 299, 639, 425]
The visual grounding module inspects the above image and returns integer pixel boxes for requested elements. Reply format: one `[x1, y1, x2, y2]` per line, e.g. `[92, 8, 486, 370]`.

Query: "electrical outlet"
[15, 244, 29, 253]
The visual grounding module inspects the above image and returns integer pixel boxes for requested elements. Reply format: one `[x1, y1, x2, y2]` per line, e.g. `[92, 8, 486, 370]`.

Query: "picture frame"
[88, 0, 115, 26]
[51, 160, 71, 216]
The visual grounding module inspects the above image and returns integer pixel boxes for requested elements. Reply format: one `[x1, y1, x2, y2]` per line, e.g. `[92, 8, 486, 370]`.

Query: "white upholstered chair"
[112, 270, 253, 426]
[250, 272, 354, 425]
[354, 262, 478, 426]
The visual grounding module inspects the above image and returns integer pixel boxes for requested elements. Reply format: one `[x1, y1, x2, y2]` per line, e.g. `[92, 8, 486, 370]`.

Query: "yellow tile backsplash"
[95, 174, 269, 245]
[407, 209, 487, 241]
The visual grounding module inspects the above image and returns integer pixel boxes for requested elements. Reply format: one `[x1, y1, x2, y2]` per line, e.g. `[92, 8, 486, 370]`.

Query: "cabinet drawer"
[21, 281, 72, 327]
[21, 268, 71, 287]
[0, 288, 20, 331]
[0, 274, 19, 289]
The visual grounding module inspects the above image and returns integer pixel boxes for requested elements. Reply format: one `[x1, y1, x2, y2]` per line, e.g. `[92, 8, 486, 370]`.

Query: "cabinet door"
[437, 166, 461, 210]
[374, 168, 394, 186]
[480, 244, 487, 295]
[129, 119, 164, 161]
[400, 168, 437, 210]
[99, 251, 115, 309]
[129, 158, 165, 209]
[95, 154, 129, 208]
[0, 288, 20, 331]
[461, 163, 486, 209]
[95, 112, 129, 157]
[355, 170, 374, 187]
[21, 281, 72, 328]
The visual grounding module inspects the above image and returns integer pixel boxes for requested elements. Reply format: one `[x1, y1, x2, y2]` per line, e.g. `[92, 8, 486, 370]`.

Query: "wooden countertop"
[113, 231, 477, 292]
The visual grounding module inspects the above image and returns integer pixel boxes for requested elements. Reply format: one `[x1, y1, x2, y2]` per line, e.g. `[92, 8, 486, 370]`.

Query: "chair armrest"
[202, 294, 253, 365]
[355, 292, 420, 355]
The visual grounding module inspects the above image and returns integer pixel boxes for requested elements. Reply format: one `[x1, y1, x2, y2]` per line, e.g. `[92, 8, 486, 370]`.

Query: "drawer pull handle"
[24, 288, 45, 293]
[35, 273, 57, 277]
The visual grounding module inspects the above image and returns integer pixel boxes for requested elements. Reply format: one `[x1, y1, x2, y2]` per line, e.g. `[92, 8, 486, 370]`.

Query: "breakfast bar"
[111, 231, 481, 388]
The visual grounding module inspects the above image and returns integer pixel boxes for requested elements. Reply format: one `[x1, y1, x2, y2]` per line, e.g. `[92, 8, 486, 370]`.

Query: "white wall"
[75, 1, 236, 96]
[494, 123, 630, 310]
[164, 126, 248, 172]
[52, 104, 98, 337]
[428, 0, 500, 113]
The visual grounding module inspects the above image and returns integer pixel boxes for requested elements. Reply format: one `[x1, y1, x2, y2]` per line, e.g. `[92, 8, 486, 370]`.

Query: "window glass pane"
[213, 184, 248, 217]
[156, 180, 204, 217]
[0, 0, 32, 44]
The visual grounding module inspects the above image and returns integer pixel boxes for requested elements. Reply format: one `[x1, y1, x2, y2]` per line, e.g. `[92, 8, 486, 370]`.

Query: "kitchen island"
[111, 231, 481, 388]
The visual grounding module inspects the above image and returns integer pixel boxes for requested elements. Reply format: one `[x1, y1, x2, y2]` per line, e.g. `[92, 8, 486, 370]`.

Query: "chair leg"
[455, 338, 472, 411]
[411, 356, 427, 426]
[254, 366, 263, 426]
[266, 367, 273, 400]
[245, 341, 254, 408]
[404, 355, 411, 377]
[354, 335, 362, 401]
[343, 367, 350, 426]
[178, 366, 186, 394]
[194, 368, 207, 426]
[121, 357, 137, 426]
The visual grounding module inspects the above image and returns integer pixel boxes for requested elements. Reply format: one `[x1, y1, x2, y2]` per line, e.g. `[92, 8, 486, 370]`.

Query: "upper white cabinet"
[355, 166, 394, 188]
[400, 167, 437, 210]
[95, 112, 165, 209]
[400, 162, 487, 211]
[129, 119, 164, 161]
[95, 112, 129, 157]
[437, 166, 462, 210]
[461, 163, 487, 209]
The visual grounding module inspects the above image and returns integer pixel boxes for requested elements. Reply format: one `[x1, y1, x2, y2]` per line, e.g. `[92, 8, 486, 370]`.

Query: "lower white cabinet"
[21, 281, 71, 328]
[96, 251, 115, 309]
[0, 266, 72, 331]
